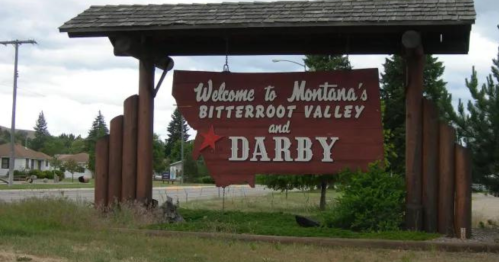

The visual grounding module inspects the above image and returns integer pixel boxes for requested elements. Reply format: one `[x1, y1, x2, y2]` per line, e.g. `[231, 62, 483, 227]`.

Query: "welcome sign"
[172, 69, 384, 187]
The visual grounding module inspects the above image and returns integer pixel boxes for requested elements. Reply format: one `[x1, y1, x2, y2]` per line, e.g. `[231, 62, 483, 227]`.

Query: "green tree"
[86, 111, 109, 172]
[49, 157, 63, 171]
[31, 111, 50, 151]
[455, 46, 499, 195]
[304, 55, 352, 71]
[170, 140, 199, 182]
[42, 137, 65, 156]
[153, 134, 167, 174]
[63, 159, 83, 183]
[69, 137, 86, 154]
[165, 108, 190, 158]
[380, 55, 456, 174]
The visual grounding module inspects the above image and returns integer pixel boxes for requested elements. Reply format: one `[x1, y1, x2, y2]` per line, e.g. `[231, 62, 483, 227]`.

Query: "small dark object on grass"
[295, 215, 320, 227]
[78, 176, 90, 183]
[161, 196, 184, 223]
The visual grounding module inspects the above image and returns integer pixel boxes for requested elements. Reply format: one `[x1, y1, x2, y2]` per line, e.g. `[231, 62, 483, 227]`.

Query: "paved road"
[0, 185, 272, 204]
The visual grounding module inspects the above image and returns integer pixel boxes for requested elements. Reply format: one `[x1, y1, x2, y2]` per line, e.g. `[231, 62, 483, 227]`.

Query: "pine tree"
[31, 111, 50, 151]
[381, 55, 456, 175]
[455, 46, 499, 195]
[165, 108, 190, 158]
[86, 111, 109, 172]
[303, 55, 352, 71]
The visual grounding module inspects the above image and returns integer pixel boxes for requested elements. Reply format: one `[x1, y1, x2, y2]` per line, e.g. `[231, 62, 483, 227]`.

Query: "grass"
[150, 190, 440, 241]
[151, 209, 439, 241]
[182, 189, 337, 215]
[0, 197, 496, 262]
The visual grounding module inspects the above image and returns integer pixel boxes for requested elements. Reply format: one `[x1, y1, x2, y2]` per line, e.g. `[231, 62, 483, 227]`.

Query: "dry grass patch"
[182, 190, 337, 215]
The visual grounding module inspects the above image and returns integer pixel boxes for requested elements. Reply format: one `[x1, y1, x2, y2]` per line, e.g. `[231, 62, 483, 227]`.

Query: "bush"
[198, 176, 215, 184]
[14, 170, 28, 178]
[54, 170, 65, 181]
[43, 170, 54, 179]
[28, 169, 44, 179]
[323, 163, 405, 232]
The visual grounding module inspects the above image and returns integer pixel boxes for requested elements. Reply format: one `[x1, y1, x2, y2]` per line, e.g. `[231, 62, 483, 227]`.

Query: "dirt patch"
[431, 194, 499, 244]
[473, 193, 499, 224]
[0, 250, 64, 262]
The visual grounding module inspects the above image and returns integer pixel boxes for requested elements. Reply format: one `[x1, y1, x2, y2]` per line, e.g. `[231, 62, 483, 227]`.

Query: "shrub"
[28, 169, 44, 179]
[54, 170, 65, 180]
[14, 170, 28, 177]
[43, 170, 54, 179]
[323, 163, 405, 232]
[198, 176, 215, 184]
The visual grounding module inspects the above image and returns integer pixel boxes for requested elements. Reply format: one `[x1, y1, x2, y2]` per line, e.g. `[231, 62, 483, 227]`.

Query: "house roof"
[0, 143, 51, 160]
[57, 153, 89, 163]
[59, 0, 475, 55]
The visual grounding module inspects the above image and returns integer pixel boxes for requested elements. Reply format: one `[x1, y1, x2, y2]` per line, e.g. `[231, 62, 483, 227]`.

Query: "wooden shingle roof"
[59, 0, 476, 55]
[60, 0, 475, 32]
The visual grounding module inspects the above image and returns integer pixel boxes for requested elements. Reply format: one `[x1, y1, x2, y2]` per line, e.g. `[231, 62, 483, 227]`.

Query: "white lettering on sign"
[316, 137, 340, 162]
[287, 81, 358, 102]
[194, 80, 255, 102]
[229, 137, 250, 161]
[295, 137, 313, 162]
[229, 136, 339, 162]
[250, 137, 271, 162]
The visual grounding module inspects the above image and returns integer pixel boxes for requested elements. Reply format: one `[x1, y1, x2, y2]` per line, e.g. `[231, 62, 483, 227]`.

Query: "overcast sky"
[0, 0, 498, 140]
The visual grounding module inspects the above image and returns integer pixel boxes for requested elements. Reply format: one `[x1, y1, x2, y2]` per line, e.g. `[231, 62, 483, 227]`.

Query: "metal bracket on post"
[152, 57, 174, 98]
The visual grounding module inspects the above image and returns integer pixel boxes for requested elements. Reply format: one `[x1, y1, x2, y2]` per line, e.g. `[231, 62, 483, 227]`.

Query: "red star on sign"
[199, 125, 223, 151]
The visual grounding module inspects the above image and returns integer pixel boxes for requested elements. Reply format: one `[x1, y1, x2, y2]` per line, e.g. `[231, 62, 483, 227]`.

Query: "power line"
[1, 39, 37, 187]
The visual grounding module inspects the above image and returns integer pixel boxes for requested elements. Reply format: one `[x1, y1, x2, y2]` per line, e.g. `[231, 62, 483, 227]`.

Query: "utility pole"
[1, 40, 37, 187]
[180, 112, 184, 184]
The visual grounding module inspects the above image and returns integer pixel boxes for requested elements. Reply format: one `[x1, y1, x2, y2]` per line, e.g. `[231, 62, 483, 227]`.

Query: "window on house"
[1, 158, 9, 169]
[45, 160, 48, 167]
[37, 160, 41, 170]
[31, 159, 34, 169]
[26, 159, 29, 169]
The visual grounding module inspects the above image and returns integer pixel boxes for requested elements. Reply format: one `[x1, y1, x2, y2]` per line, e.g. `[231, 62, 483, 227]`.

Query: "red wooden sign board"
[173, 69, 384, 187]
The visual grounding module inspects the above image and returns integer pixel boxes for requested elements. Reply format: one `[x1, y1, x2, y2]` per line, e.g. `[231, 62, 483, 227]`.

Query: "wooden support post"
[422, 99, 439, 233]
[405, 45, 425, 231]
[438, 123, 456, 236]
[136, 59, 155, 203]
[122, 95, 139, 202]
[95, 135, 109, 208]
[108, 115, 124, 205]
[455, 145, 472, 239]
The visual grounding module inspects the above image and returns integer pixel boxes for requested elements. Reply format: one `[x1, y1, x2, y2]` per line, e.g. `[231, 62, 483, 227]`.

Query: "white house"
[0, 143, 52, 177]
[169, 160, 182, 181]
[57, 153, 92, 179]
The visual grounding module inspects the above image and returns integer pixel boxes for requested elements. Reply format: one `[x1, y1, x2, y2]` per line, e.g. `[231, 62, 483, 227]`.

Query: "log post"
[108, 115, 124, 205]
[404, 32, 425, 231]
[422, 99, 439, 233]
[438, 123, 456, 236]
[455, 145, 472, 239]
[122, 95, 139, 202]
[95, 135, 110, 208]
[136, 59, 155, 203]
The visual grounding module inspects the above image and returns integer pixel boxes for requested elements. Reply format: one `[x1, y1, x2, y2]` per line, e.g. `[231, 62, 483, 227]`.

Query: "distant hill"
[0, 125, 36, 139]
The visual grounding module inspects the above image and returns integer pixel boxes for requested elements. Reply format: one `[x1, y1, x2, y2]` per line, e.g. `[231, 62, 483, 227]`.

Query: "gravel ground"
[431, 193, 499, 244]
